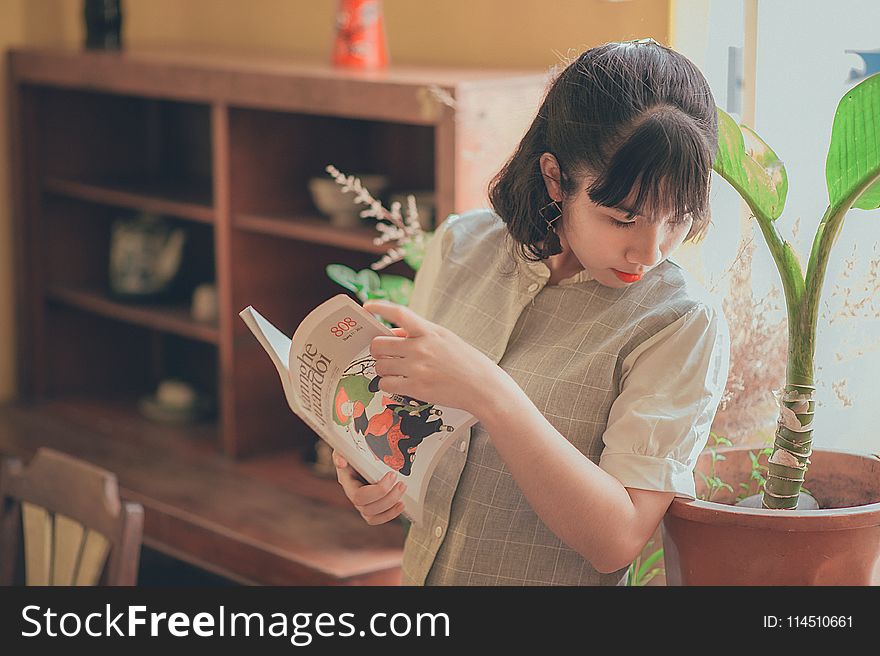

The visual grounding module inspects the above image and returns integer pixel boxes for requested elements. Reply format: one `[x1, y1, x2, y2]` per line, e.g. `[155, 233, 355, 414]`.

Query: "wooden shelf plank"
[235, 211, 386, 254]
[0, 399, 404, 585]
[46, 284, 220, 344]
[44, 176, 215, 224]
[10, 47, 545, 125]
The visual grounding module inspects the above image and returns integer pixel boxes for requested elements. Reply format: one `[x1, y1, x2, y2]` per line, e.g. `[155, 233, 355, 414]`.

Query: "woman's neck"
[545, 248, 585, 285]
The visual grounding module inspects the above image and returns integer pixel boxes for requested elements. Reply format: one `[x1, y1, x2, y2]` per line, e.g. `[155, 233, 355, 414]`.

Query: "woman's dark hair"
[489, 40, 719, 261]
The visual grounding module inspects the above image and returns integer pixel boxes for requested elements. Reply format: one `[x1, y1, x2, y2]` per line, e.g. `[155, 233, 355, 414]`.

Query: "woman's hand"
[364, 300, 499, 415]
[333, 450, 407, 525]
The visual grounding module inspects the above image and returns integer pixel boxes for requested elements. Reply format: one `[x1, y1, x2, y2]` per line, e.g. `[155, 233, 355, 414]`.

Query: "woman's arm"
[476, 369, 673, 573]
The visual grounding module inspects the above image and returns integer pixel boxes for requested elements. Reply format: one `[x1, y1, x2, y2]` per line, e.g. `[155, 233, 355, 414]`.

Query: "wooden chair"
[0, 448, 144, 585]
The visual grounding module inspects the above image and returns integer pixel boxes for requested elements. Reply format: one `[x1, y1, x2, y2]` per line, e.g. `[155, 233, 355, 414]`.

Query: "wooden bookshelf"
[8, 46, 546, 584]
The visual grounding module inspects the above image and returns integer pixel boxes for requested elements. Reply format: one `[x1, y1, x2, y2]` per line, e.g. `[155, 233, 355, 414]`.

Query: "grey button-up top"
[403, 209, 729, 585]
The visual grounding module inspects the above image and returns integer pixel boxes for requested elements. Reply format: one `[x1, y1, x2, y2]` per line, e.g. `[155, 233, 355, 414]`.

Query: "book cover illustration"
[334, 357, 457, 477]
[240, 294, 476, 525]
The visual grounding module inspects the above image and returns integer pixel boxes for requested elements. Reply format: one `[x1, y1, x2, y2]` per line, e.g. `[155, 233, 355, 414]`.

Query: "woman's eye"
[612, 219, 637, 229]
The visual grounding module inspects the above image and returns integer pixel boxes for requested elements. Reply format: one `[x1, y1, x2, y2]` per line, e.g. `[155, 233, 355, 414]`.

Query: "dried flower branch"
[710, 237, 788, 445]
[825, 242, 880, 324]
[325, 164, 427, 271]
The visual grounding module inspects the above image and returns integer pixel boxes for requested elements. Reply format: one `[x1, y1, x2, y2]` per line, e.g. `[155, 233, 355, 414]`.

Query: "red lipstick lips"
[612, 269, 642, 283]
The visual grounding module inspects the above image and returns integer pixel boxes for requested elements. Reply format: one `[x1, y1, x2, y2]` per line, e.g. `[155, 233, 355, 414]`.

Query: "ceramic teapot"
[109, 212, 186, 300]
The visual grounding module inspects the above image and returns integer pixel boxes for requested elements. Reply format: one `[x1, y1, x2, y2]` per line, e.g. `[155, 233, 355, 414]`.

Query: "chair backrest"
[0, 448, 144, 586]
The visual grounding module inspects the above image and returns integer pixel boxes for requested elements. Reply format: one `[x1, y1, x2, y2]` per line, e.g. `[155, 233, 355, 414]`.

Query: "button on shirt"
[403, 209, 730, 586]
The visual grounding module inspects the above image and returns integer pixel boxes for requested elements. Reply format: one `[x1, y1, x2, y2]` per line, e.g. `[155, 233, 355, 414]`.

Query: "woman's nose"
[625, 225, 664, 267]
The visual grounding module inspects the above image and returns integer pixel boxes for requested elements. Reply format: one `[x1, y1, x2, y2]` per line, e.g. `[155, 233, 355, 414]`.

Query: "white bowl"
[308, 174, 389, 227]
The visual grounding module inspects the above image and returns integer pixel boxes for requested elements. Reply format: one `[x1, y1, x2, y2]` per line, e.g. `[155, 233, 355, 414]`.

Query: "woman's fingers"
[332, 450, 406, 526]
[333, 450, 367, 491]
[349, 471, 398, 506]
[370, 335, 417, 358]
[358, 480, 407, 521]
[362, 501, 406, 526]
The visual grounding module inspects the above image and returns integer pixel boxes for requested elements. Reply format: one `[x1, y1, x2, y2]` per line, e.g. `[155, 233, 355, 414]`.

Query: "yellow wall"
[0, 0, 670, 400]
[127, 0, 670, 68]
[0, 1, 28, 401]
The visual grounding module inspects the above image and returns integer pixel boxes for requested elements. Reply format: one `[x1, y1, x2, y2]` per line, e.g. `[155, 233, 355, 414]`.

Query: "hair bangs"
[586, 106, 713, 238]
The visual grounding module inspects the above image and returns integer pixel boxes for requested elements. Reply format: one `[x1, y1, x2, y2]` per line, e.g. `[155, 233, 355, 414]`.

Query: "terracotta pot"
[662, 447, 880, 585]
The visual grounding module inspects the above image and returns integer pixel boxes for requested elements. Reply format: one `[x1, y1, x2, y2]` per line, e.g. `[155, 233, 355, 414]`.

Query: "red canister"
[332, 0, 389, 69]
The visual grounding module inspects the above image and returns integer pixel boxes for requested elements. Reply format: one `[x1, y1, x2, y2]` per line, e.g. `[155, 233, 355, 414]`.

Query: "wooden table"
[0, 399, 405, 585]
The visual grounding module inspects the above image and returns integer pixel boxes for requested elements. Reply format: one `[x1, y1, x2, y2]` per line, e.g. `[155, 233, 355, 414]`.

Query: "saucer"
[138, 394, 215, 424]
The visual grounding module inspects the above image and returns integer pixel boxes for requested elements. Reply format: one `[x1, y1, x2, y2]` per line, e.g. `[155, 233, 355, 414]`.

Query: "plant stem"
[744, 202, 807, 353]
[740, 202, 812, 509]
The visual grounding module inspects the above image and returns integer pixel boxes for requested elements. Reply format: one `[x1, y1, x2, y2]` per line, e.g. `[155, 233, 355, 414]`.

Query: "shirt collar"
[519, 258, 594, 287]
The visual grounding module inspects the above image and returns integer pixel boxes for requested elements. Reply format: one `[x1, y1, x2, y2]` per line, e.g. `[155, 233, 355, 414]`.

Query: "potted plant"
[662, 73, 880, 584]
[322, 165, 429, 307]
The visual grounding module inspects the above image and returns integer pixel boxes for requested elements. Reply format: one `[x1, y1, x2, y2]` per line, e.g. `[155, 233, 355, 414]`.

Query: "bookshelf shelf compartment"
[234, 212, 385, 254]
[46, 284, 220, 345]
[44, 176, 215, 224]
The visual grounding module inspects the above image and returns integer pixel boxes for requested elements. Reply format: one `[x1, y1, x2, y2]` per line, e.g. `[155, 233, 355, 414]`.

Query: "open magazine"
[239, 294, 476, 526]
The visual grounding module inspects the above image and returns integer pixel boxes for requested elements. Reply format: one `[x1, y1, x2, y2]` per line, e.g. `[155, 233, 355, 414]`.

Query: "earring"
[538, 199, 563, 257]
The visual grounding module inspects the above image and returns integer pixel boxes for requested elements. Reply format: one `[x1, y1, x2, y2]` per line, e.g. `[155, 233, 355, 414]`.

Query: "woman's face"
[540, 154, 692, 288]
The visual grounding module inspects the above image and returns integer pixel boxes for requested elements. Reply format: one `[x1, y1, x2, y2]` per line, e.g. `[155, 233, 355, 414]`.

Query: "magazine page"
[238, 306, 327, 441]
[243, 294, 476, 526]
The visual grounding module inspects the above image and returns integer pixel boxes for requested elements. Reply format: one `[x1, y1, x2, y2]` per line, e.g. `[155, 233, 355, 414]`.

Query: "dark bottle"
[84, 0, 123, 50]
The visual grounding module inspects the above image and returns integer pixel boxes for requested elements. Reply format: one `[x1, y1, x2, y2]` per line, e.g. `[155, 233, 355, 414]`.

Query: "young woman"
[334, 39, 730, 585]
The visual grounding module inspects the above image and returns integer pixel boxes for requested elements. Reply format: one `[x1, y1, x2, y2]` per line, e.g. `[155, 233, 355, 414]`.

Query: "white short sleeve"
[598, 303, 730, 499]
[407, 215, 458, 318]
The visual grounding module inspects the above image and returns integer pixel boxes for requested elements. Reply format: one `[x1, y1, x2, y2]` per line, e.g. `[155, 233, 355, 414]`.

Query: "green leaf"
[826, 74, 880, 212]
[325, 264, 363, 294]
[362, 289, 388, 301]
[713, 107, 788, 221]
[401, 232, 432, 271]
[326, 265, 384, 301]
[359, 269, 382, 293]
[379, 274, 414, 306]
[640, 568, 663, 585]
[637, 548, 664, 580]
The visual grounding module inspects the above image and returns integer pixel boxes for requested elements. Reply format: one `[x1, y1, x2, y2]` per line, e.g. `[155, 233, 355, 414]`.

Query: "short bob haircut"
[489, 40, 719, 262]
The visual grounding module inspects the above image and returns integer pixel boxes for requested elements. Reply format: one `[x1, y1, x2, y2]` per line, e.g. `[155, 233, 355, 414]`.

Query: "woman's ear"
[539, 153, 563, 201]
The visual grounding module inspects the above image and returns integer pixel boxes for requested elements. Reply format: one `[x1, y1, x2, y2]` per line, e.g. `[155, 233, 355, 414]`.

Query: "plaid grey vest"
[402, 210, 702, 585]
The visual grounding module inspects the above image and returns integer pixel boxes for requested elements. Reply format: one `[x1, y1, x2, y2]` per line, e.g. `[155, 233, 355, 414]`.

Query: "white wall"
[670, 0, 746, 283]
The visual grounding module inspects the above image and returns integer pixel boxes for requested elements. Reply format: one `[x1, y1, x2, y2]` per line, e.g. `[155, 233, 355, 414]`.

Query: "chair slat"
[4, 449, 143, 586]
[22, 503, 52, 586]
[52, 514, 85, 586]
[75, 530, 110, 586]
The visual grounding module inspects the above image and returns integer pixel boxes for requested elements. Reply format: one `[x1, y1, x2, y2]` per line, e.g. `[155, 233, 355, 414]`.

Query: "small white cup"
[191, 283, 218, 323]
